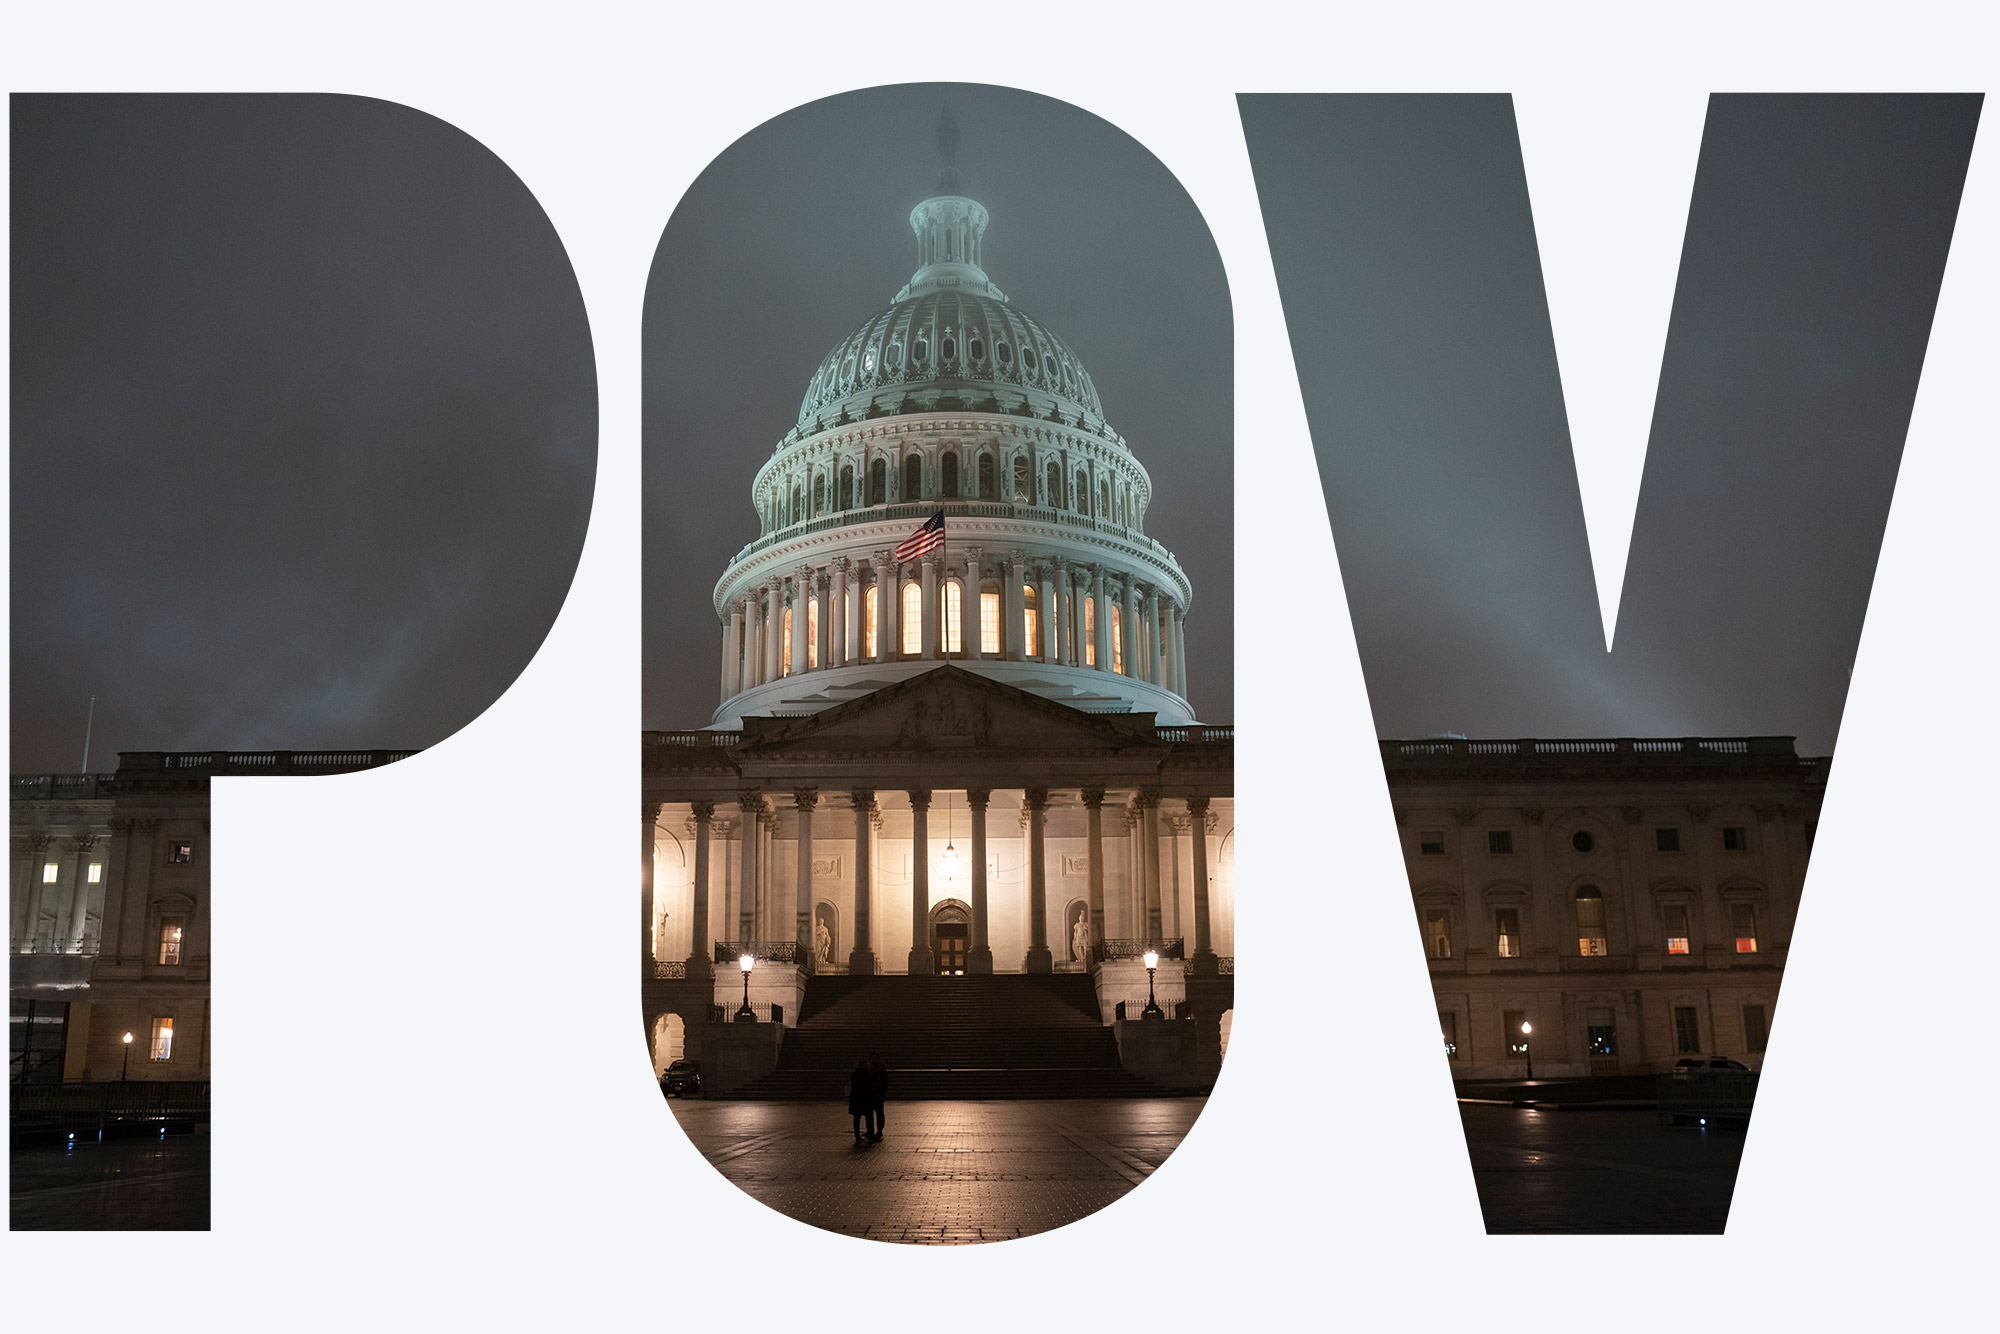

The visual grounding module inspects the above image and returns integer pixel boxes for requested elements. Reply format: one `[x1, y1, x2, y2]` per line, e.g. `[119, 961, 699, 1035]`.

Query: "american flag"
[893, 510, 946, 562]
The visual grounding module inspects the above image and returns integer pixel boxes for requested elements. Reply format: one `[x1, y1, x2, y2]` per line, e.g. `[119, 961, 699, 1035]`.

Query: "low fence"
[1656, 1070, 1758, 1126]
[706, 1002, 784, 1025]
[10, 1081, 210, 1140]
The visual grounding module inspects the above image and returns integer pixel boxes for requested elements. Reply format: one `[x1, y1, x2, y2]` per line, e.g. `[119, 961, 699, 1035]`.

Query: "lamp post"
[1141, 948, 1164, 1019]
[121, 1031, 134, 1081]
[1520, 1020, 1533, 1081]
[736, 953, 755, 1022]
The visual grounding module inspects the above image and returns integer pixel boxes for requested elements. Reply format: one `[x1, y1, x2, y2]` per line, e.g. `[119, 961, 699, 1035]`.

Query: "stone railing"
[648, 731, 744, 749]
[12, 774, 115, 801]
[729, 498, 1167, 567]
[714, 941, 814, 971]
[1093, 938, 1185, 964]
[1155, 726, 1233, 744]
[114, 750, 419, 776]
[652, 960, 688, 979]
[1384, 736, 1800, 767]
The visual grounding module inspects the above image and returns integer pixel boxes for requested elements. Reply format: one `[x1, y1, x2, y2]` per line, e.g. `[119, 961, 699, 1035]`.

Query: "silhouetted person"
[848, 1058, 874, 1140]
[868, 1052, 888, 1140]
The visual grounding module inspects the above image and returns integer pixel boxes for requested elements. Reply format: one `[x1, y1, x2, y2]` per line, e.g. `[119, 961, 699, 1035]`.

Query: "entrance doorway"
[928, 899, 971, 976]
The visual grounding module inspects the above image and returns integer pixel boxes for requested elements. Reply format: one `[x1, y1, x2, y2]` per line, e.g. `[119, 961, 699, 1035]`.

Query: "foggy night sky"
[643, 83, 1233, 730]
[1240, 94, 1980, 756]
[11, 95, 596, 773]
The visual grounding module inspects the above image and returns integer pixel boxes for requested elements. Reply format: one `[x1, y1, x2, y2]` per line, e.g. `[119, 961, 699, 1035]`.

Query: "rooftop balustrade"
[1383, 736, 1817, 771]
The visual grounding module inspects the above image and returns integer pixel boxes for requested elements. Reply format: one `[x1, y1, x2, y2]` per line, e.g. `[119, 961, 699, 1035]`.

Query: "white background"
[4, 3, 1995, 1328]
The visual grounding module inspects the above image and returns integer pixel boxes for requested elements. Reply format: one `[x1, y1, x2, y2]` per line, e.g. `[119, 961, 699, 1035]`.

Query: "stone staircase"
[731, 973, 1170, 1099]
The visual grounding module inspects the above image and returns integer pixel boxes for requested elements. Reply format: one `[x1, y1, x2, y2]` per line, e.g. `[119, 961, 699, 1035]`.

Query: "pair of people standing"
[847, 1052, 889, 1140]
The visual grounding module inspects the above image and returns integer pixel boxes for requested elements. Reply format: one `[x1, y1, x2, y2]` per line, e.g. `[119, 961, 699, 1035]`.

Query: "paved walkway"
[666, 1098, 1205, 1244]
[1460, 1104, 1742, 1233]
[10, 1131, 211, 1230]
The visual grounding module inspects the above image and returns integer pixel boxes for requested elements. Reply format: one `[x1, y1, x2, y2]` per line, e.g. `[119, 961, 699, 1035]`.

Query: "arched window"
[840, 465, 854, 510]
[1023, 584, 1040, 658]
[781, 607, 793, 677]
[941, 451, 959, 498]
[943, 580, 962, 654]
[868, 459, 886, 506]
[1077, 470, 1090, 516]
[978, 452, 996, 499]
[1047, 461, 1063, 509]
[904, 455, 923, 500]
[1575, 887, 1607, 956]
[812, 475, 825, 517]
[1084, 595, 1096, 666]
[980, 582, 1001, 654]
[1101, 479, 1112, 518]
[806, 596, 819, 670]
[1012, 457, 1030, 503]
[791, 484, 802, 524]
[864, 584, 879, 658]
[1110, 604, 1124, 675]
[901, 582, 922, 655]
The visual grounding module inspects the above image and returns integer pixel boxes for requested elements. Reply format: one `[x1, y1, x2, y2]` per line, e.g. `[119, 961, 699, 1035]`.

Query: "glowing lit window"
[1023, 585, 1039, 657]
[1576, 887, 1607, 955]
[1664, 903, 1691, 955]
[1586, 1007, 1617, 1057]
[980, 589, 1000, 654]
[806, 597, 819, 670]
[1419, 831, 1445, 856]
[1084, 597, 1096, 665]
[901, 583, 922, 655]
[781, 608, 793, 677]
[864, 587, 879, 657]
[1111, 605, 1124, 674]
[1440, 1012, 1458, 1060]
[943, 581, 962, 654]
[88, 863, 103, 884]
[1505, 1009, 1528, 1057]
[1731, 903, 1758, 954]
[158, 916, 184, 965]
[1495, 908, 1520, 958]
[42, 862, 59, 884]
[1424, 909, 1451, 960]
[150, 1017, 173, 1061]
[167, 841, 194, 865]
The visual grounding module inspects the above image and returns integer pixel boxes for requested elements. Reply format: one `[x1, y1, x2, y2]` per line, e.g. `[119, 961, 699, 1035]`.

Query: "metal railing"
[714, 941, 814, 971]
[11, 928, 101, 956]
[10, 1080, 210, 1136]
[705, 1002, 784, 1024]
[1092, 938, 1185, 963]
[653, 960, 688, 979]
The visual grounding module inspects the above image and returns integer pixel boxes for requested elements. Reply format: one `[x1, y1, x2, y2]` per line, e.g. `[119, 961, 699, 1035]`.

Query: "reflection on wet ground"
[1460, 1105, 1743, 1233]
[11, 1130, 210, 1230]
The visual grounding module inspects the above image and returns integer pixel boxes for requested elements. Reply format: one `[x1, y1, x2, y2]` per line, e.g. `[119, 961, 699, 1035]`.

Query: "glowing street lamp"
[1520, 1020, 1534, 1081]
[736, 953, 756, 1021]
[1141, 949, 1164, 1019]
[121, 1031, 134, 1081]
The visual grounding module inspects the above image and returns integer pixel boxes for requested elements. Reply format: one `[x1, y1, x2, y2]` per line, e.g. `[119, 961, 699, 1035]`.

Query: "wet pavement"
[10, 1130, 211, 1230]
[666, 1097, 1205, 1244]
[1460, 1104, 1742, 1233]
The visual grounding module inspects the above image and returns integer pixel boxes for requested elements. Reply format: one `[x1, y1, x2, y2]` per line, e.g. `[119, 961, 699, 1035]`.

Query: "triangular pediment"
[737, 665, 1159, 755]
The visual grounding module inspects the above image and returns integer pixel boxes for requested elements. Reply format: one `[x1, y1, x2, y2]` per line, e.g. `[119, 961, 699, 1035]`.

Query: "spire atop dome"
[897, 111, 1005, 303]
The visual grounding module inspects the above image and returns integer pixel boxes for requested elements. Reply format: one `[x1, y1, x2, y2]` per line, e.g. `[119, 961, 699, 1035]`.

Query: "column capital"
[850, 786, 877, 815]
[906, 788, 931, 813]
[68, 833, 99, 855]
[965, 788, 991, 810]
[793, 787, 819, 812]
[1184, 795, 1210, 817]
[1135, 787, 1161, 811]
[643, 800, 663, 823]
[690, 800, 716, 822]
[834, 554, 851, 573]
[1081, 786, 1106, 809]
[738, 791, 765, 817]
[1024, 786, 1050, 811]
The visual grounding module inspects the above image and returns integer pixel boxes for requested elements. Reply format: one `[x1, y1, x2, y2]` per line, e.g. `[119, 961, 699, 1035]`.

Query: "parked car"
[1674, 1057, 1751, 1072]
[660, 1059, 702, 1097]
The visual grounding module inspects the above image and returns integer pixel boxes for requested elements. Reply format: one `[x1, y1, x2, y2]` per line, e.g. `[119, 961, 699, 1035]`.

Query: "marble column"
[720, 614, 737, 701]
[921, 556, 940, 659]
[742, 595, 760, 688]
[1039, 565, 1058, 661]
[1187, 797, 1216, 973]
[1054, 559, 1072, 666]
[794, 789, 817, 951]
[840, 557, 860, 664]
[791, 565, 812, 675]
[967, 789, 993, 973]
[641, 803, 661, 975]
[1083, 787, 1107, 947]
[688, 802, 714, 976]
[1091, 565, 1110, 670]
[961, 547, 984, 660]
[738, 794, 763, 942]
[1146, 586, 1165, 686]
[1139, 789, 1163, 936]
[1122, 579, 1141, 680]
[880, 554, 902, 660]
[21, 832, 52, 949]
[763, 582, 781, 683]
[1024, 788, 1053, 973]
[850, 789, 877, 975]
[64, 835, 98, 952]
[1002, 552, 1023, 659]
[908, 789, 933, 973]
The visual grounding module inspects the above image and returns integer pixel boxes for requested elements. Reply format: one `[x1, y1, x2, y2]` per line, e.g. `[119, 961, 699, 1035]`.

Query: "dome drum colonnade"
[709, 182, 1199, 729]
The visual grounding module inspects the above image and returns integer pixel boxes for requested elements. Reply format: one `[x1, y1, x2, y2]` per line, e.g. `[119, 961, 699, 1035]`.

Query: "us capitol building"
[640, 153, 1236, 1097]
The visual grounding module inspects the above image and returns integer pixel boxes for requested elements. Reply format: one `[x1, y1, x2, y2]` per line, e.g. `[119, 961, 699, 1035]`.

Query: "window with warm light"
[1424, 909, 1451, 960]
[1111, 605, 1124, 674]
[806, 598, 819, 669]
[1440, 1012, 1458, 1060]
[42, 862, 59, 884]
[1575, 887, 1607, 955]
[781, 608, 793, 676]
[1495, 908, 1521, 959]
[864, 586, 878, 657]
[901, 583, 922, 654]
[88, 863, 103, 884]
[980, 588, 1000, 654]
[1504, 1009, 1528, 1058]
[943, 581, 962, 653]
[1084, 597, 1096, 665]
[1664, 903, 1692, 955]
[158, 916, 184, 965]
[1586, 1006, 1617, 1057]
[1731, 903, 1758, 954]
[1023, 585, 1039, 656]
[150, 1017, 173, 1061]
[167, 841, 194, 865]
[1673, 1006, 1701, 1054]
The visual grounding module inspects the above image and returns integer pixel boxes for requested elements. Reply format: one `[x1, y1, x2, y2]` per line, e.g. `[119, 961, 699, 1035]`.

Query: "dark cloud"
[11, 94, 596, 772]
[643, 82, 1232, 729]
[1241, 93, 1979, 754]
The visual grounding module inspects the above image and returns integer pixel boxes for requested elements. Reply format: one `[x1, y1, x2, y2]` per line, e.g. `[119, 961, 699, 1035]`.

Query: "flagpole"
[942, 510, 949, 663]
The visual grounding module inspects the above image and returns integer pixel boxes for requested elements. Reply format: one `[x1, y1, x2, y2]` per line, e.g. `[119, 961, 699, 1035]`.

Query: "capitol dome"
[709, 158, 1198, 729]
